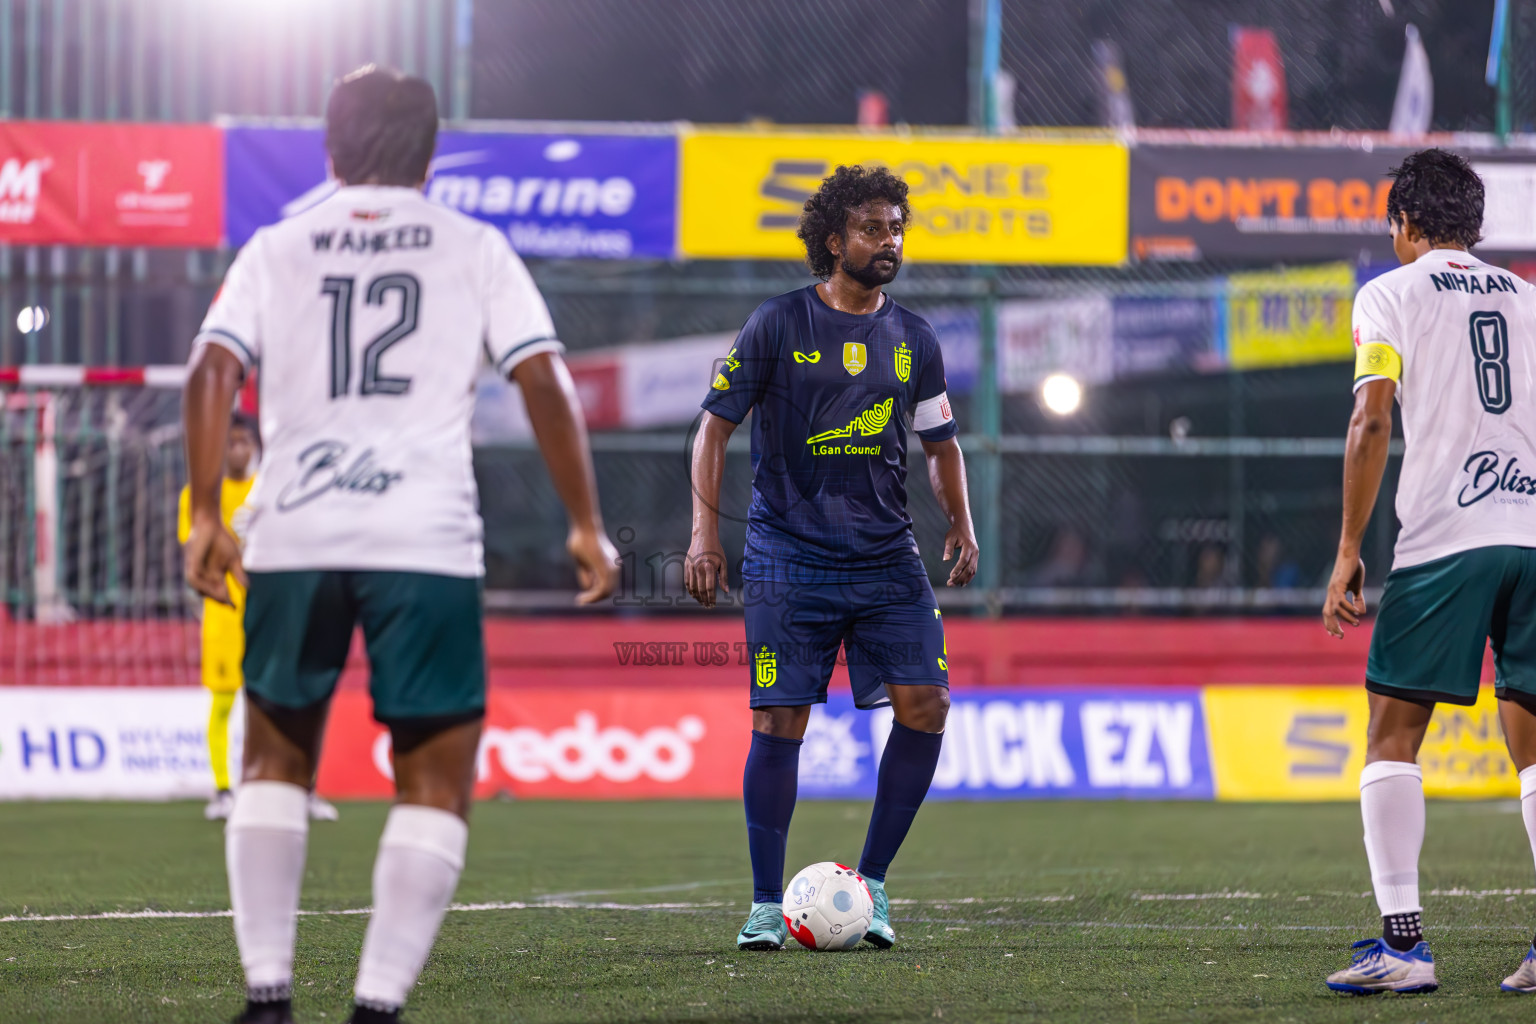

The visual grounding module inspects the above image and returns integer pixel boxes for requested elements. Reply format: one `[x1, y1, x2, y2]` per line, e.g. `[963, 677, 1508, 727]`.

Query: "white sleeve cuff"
[191, 328, 256, 370]
[494, 336, 565, 375]
[913, 391, 954, 432]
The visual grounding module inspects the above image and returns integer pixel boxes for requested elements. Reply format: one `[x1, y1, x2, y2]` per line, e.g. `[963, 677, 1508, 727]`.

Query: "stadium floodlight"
[16, 305, 48, 334]
[1040, 372, 1082, 416]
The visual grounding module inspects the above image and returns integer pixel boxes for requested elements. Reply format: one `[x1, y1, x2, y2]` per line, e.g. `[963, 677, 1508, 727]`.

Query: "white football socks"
[1360, 760, 1425, 917]
[1519, 765, 1536, 887]
[226, 780, 311, 999]
[354, 804, 469, 1011]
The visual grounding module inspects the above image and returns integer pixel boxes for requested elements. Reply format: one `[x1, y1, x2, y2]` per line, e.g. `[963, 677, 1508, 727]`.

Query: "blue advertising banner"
[1110, 296, 1219, 378]
[798, 688, 1213, 801]
[224, 126, 678, 258]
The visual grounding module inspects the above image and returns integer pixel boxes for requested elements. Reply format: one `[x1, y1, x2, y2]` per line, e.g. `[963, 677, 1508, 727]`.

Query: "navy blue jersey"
[701, 285, 958, 583]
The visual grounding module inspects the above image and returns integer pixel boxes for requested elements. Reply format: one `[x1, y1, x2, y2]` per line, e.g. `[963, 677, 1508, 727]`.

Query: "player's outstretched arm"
[510, 351, 619, 605]
[182, 343, 248, 606]
[685, 411, 736, 608]
[921, 436, 979, 587]
[1324, 377, 1396, 638]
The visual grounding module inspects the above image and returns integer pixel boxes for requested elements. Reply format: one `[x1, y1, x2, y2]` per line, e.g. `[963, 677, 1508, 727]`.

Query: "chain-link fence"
[1, 0, 1510, 620]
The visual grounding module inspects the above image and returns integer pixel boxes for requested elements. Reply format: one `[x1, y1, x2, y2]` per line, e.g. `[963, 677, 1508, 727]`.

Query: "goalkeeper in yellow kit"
[178, 412, 338, 821]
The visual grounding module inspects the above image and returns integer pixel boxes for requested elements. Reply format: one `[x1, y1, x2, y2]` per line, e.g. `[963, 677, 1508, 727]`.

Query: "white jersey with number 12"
[192, 184, 562, 577]
[1352, 248, 1536, 570]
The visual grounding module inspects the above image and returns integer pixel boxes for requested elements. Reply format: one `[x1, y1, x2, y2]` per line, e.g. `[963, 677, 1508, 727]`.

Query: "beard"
[842, 250, 901, 288]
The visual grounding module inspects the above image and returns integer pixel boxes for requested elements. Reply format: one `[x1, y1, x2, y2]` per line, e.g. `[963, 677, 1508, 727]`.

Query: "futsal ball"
[782, 862, 874, 950]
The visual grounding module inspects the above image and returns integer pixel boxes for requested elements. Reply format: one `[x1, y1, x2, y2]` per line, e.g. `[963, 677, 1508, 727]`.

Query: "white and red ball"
[781, 861, 874, 950]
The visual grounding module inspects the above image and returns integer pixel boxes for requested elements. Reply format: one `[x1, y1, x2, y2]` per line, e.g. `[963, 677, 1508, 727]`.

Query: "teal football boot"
[736, 901, 787, 951]
[863, 877, 894, 949]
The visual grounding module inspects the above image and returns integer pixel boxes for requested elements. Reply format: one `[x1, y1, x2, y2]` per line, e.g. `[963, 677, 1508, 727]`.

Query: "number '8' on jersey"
[1351, 250, 1536, 570]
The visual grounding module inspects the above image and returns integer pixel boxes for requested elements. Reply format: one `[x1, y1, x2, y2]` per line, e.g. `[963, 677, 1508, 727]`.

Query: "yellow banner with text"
[1225, 262, 1356, 370]
[678, 132, 1128, 265]
[1205, 686, 1517, 801]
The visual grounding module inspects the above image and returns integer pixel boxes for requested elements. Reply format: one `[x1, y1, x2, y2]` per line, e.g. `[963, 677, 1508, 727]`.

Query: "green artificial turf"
[6, 799, 1536, 1022]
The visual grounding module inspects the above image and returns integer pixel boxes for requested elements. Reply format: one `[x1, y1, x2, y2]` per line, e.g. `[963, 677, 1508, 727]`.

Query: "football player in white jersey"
[182, 67, 619, 1024]
[1323, 149, 1536, 995]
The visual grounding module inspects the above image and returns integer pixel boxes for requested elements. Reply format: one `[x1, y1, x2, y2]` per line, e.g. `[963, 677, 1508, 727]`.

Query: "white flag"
[1390, 24, 1433, 135]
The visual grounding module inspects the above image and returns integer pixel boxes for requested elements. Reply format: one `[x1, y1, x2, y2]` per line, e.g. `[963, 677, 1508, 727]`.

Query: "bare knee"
[1364, 693, 1433, 765]
[891, 686, 949, 734]
[753, 705, 811, 740]
[241, 701, 323, 787]
[391, 718, 483, 821]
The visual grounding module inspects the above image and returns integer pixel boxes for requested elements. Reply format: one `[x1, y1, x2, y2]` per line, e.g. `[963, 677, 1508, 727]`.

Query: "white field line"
[6, 887, 1536, 926]
[1133, 891, 1270, 901]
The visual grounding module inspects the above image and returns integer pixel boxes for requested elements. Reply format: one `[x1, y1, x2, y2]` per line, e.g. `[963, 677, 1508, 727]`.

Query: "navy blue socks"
[743, 730, 802, 903]
[858, 721, 943, 883]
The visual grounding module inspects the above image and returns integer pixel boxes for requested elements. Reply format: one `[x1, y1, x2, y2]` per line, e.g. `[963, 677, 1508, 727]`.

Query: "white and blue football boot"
[1501, 945, 1536, 992]
[736, 901, 787, 951]
[863, 877, 894, 949]
[1325, 937, 1438, 994]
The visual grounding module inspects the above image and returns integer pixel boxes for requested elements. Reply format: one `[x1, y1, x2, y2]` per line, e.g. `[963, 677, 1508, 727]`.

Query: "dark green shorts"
[1367, 545, 1536, 707]
[243, 570, 486, 724]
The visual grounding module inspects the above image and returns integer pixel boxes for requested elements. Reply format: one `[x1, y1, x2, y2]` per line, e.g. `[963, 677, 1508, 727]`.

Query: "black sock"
[241, 995, 292, 1023]
[857, 721, 943, 883]
[350, 1004, 401, 1024]
[743, 730, 802, 904]
[1382, 911, 1423, 951]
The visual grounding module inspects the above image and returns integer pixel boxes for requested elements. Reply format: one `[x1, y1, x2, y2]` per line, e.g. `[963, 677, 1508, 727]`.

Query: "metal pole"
[1498, 16, 1513, 141]
[400, 0, 419, 74]
[0, 0, 12, 117]
[22, 0, 36, 118]
[425, 0, 445, 110]
[975, 271, 1001, 614]
[451, 0, 471, 119]
[48, 0, 61, 118]
[79, 0, 92, 121]
[103, 0, 117, 120]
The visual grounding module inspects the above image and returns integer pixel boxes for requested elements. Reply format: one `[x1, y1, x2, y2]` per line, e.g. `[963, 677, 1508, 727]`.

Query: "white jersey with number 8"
[1352, 248, 1536, 570]
[192, 184, 562, 577]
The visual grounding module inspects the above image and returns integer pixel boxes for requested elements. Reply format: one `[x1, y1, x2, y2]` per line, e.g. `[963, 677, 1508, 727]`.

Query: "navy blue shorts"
[742, 576, 949, 709]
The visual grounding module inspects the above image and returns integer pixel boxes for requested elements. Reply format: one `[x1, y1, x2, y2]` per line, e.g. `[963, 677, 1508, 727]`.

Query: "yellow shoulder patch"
[712, 373, 731, 391]
[1353, 341, 1402, 384]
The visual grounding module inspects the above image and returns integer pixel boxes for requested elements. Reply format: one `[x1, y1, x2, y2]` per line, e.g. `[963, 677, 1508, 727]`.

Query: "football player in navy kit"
[685, 164, 979, 951]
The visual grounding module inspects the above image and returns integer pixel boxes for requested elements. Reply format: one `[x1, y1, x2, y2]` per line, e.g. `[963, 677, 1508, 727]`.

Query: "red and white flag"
[1231, 27, 1288, 131]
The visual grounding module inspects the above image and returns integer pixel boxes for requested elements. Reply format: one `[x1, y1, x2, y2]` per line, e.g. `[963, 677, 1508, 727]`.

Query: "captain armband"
[1353, 341, 1402, 385]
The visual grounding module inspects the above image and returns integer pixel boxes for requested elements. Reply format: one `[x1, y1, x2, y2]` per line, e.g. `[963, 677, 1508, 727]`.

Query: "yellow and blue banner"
[1225, 261, 1356, 370]
[678, 131, 1128, 265]
[1206, 685, 1517, 801]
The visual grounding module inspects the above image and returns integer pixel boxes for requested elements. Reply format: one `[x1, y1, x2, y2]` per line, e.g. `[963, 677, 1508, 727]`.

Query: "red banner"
[0, 122, 222, 247]
[316, 689, 749, 799]
[1231, 28, 1288, 132]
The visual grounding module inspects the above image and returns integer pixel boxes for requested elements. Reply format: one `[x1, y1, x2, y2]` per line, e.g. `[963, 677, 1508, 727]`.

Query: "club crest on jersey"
[754, 646, 777, 687]
[894, 341, 911, 382]
[843, 342, 866, 376]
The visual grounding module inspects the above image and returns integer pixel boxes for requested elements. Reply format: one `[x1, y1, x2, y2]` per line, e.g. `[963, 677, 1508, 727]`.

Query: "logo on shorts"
[894, 341, 911, 383]
[754, 646, 777, 687]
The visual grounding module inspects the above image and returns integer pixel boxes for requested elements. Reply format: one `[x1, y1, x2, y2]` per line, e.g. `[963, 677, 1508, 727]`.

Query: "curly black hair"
[796, 164, 912, 280]
[1386, 148, 1484, 249]
[326, 65, 439, 187]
